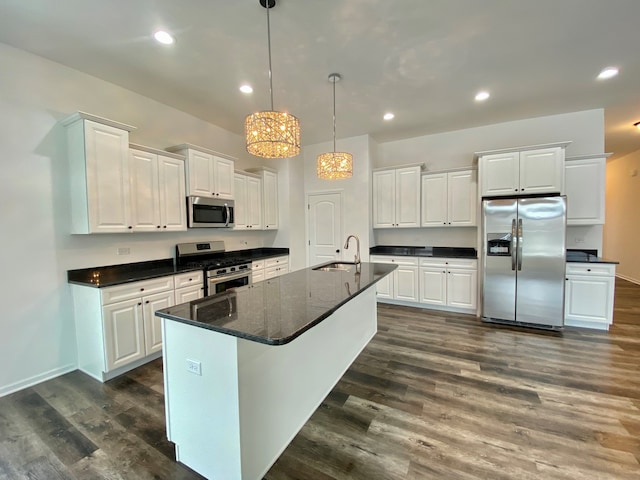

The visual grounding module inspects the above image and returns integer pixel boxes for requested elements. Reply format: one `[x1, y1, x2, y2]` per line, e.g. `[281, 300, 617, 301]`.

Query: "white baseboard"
[616, 273, 640, 286]
[0, 364, 76, 398]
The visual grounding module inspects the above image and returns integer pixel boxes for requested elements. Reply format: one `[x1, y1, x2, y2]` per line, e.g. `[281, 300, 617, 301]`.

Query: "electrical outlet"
[575, 237, 585, 244]
[117, 247, 130, 255]
[186, 359, 202, 376]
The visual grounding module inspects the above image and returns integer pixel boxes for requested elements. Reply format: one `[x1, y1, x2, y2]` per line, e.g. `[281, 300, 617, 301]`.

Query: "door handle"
[517, 218, 523, 271]
[511, 219, 517, 271]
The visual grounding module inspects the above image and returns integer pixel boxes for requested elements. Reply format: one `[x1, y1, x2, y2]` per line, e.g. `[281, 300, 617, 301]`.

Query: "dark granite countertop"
[67, 248, 290, 288]
[155, 262, 397, 345]
[370, 245, 477, 259]
[566, 249, 619, 264]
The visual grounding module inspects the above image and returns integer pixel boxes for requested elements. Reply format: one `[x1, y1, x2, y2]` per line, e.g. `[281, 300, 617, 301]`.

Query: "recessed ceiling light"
[383, 112, 395, 121]
[239, 84, 253, 94]
[154, 30, 174, 45]
[475, 91, 490, 102]
[597, 67, 618, 80]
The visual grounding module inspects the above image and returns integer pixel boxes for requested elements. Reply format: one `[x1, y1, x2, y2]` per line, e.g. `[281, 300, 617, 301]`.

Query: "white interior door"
[308, 192, 342, 267]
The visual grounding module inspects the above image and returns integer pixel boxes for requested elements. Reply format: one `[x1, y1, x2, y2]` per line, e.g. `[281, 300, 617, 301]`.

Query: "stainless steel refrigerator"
[482, 196, 567, 329]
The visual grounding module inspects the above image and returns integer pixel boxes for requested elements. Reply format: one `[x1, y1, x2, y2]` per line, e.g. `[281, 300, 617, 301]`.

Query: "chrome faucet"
[344, 234, 361, 270]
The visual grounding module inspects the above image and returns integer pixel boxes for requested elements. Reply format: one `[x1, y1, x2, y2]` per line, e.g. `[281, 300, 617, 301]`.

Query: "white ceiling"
[1, 0, 639, 159]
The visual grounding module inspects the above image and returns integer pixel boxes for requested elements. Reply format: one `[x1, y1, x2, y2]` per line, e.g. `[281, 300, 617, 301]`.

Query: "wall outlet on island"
[186, 359, 202, 376]
[575, 237, 585, 244]
[117, 247, 130, 255]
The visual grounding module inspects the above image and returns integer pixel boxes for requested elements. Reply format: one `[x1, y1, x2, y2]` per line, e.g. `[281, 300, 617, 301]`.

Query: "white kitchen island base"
[162, 286, 377, 480]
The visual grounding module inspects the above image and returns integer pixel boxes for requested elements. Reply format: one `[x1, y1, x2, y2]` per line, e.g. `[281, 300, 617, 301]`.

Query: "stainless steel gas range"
[176, 241, 252, 296]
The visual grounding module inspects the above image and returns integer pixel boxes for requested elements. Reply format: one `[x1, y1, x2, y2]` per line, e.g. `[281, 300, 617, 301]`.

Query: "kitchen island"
[155, 261, 396, 480]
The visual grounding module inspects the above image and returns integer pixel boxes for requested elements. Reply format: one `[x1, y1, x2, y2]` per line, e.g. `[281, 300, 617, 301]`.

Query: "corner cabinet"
[166, 144, 235, 199]
[129, 144, 187, 232]
[565, 154, 609, 225]
[477, 143, 570, 197]
[373, 164, 423, 228]
[565, 263, 616, 330]
[247, 167, 279, 229]
[421, 169, 477, 227]
[234, 171, 263, 230]
[62, 112, 136, 234]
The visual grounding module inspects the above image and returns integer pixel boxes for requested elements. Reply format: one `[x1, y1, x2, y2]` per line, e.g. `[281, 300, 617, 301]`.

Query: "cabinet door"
[446, 268, 477, 309]
[158, 155, 187, 231]
[394, 266, 419, 302]
[175, 285, 204, 304]
[565, 158, 605, 225]
[565, 275, 614, 325]
[421, 173, 448, 226]
[263, 170, 279, 229]
[519, 147, 563, 195]
[213, 156, 235, 199]
[419, 267, 447, 305]
[395, 167, 421, 227]
[129, 149, 160, 231]
[252, 269, 266, 284]
[247, 176, 263, 229]
[479, 152, 519, 197]
[375, 270, 394, 298]
[143, 291, 175, 355]
[372, 170, 396, 228]
[448, 170, 477, 226]
[84, 120, 132, 232]
[233, 174, 248, 229]
[103, 298, 145, 371]
[187, 150, 215, 197]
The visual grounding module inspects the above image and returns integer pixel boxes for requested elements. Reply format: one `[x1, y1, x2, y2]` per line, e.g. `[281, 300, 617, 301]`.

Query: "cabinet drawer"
[174, 271, 204, 288]
[252, 260, 265, 270]
[101, 276, 174, 305]
[420, 257, 477, 269]
[370, 255, 418, 266]
[566, 263, 615, 277]
[265, 256, 288, 268]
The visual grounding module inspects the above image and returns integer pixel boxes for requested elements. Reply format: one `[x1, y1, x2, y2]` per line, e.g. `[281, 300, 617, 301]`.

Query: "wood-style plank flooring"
[1, 278, 639, 479]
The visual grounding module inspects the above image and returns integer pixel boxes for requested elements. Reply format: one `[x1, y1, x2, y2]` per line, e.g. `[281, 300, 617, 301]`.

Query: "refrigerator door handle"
[511, 219, 517, 271]
[517, 218, 523, 271]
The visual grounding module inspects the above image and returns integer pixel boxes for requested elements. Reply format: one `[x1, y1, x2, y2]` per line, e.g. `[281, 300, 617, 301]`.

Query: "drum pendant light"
[317, 73, 353, 179]
[245, 0, 301, 158]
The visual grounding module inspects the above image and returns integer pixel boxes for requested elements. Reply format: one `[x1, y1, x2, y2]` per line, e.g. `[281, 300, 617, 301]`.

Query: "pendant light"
[245, 0, 300, 158]
[317, 73, 353, 179]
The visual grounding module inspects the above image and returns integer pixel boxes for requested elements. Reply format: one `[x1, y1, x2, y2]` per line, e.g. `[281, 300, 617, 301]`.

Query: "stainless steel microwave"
[187, 196, 235, 228]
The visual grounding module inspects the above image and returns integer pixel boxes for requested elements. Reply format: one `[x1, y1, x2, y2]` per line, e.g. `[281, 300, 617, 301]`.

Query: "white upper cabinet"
[373, 164, 423, 228]
[166, 144, 235, 199]
[478, 143, 569, 197]
[247, 167, 279, 229]
[234, 171, 263, 230]
[565, 154, 608, 225]
[129, 145, 186, 232]
[63, 112, 135, 234]
[421, 170, 477, 227]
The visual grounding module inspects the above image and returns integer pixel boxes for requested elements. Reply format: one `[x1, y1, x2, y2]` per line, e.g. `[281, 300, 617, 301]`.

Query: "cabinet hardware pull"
[145, 300, 150, 304]
[128, 226, 133, 229]
[587, 268, 591, 272]
[157, 225, 160, 228]
[140, 288, 144, 291]
[138, 302, 142, 306]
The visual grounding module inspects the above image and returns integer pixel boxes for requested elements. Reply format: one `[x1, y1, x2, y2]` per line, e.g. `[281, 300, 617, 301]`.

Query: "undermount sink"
[313, 262, 355, 272]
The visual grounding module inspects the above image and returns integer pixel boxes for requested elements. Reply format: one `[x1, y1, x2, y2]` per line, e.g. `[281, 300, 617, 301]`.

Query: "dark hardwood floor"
[2, 278, 639, 479]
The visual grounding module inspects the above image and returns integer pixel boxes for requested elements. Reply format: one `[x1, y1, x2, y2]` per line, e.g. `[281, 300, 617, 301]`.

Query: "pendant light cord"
[266, 3, 274, 111]
[332, 77, 337, 152]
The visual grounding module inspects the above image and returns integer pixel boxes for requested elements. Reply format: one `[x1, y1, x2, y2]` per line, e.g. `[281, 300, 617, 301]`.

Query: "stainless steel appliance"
[187, 196, 235, 228]
[482, 195, 567, 329]
[176, 241, 251, 296]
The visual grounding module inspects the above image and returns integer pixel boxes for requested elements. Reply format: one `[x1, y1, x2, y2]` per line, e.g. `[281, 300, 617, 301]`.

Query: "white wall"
[374, 109, 606, 252]
[0, 43, 286, 395]
[604, 149, 640, 283]
[302, 135, 372, 264]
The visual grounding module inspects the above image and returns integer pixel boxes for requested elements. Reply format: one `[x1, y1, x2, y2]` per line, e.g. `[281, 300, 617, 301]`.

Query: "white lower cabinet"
[565, 263, 616, 330]
[420, 258, 477, 311]
[371, 255, 477, 312]
[174, 271, 204, 303]
[72, 274, 196, 381]
[265, 256, 289, 280]
[252, 259, 266, 283]
[370, 256, 419, 302]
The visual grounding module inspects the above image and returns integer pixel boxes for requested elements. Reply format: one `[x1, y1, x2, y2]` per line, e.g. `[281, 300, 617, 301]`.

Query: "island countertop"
[155, 262, 396, 345]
